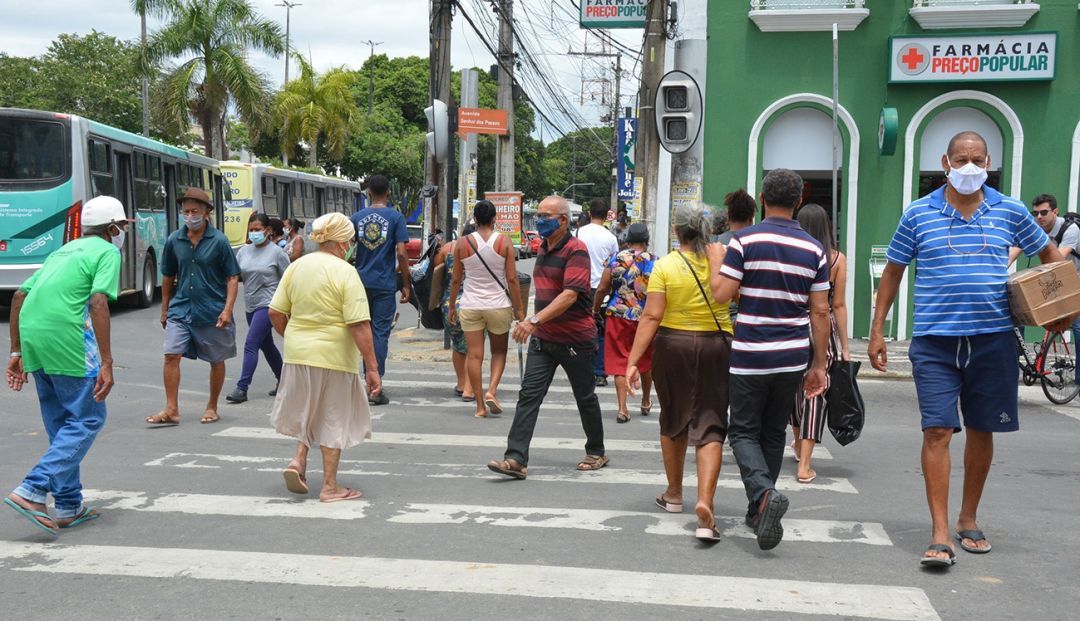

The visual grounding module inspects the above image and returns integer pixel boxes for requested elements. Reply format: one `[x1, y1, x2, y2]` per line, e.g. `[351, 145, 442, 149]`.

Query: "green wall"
[704, 1, 1080, 338]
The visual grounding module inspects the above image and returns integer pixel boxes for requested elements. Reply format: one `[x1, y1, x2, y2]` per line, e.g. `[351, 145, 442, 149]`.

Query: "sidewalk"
[390, 326, 916, 380]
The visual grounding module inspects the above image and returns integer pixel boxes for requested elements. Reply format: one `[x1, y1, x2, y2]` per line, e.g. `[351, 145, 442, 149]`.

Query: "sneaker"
[268, 384, 278, 397]
[226, 389, 248, 404]
[369, 391, 390, 406]
[594, 376, 608, 387]
[755, 490, 789, 551]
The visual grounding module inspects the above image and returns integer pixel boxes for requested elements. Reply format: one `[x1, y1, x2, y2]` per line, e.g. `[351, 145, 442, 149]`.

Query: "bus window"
[88, 139, 114, 197]
[149, 155, 161, 181]
[0, 117, 68, 182]
[262, 177, 278, 215]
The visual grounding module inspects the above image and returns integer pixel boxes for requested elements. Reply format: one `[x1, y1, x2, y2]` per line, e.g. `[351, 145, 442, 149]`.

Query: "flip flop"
[791, 441, 800, 463]
[146, 412, 179, 427]
[920, 544, 956, 567]
[200, 411, 220, 424]
[797, 471, 817, 484]
[695, 505, 721, 542]
[640, 403, 652, 417]
[484, 397, 503, 415]
[3, 497, 58, 536]
[616, 413, 630, 424]
[955, 529, 992, 554]
[462, 396, 476, 403]
[320, 488, 362, 503]
[58, 506, 99, 529]
[654, 495, 683, 513]
[454, 388, 464, 397]
[283, 468, 309, 495]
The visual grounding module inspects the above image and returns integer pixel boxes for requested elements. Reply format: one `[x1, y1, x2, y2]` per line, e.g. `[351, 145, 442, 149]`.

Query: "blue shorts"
[909, 331, 1019, 433]
[164, 318, 237, 363]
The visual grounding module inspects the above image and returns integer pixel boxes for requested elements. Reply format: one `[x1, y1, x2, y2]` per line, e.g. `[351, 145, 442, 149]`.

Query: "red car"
[526, 231, 541, 256]
[406, 224, 423, 264]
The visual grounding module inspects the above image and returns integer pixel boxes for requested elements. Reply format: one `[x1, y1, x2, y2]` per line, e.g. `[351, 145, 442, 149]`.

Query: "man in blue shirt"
[351, 174, 411, 405]
[869, 131, 1066, 568]
[148, 188, 241, 426]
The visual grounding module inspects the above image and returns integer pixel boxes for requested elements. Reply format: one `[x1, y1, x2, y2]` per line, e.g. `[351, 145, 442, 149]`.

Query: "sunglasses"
[1032, 209, 1053, 217]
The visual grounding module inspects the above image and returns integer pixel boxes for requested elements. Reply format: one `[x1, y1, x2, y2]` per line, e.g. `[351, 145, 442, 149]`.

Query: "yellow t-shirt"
[270, 251, 371, 373]
[647, 250, 732, 333]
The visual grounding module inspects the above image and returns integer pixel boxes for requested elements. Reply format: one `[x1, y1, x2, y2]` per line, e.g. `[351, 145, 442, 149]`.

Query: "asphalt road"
[1, 272, 1079, 620]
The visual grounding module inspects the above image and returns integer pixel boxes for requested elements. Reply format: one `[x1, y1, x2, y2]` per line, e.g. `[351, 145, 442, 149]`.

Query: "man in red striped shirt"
[488, 196, 608, 479]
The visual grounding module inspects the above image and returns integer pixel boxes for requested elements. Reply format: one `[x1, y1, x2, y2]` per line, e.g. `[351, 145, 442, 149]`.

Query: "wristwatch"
[9, 352, 21, 358]
[529, 315, 541, 325]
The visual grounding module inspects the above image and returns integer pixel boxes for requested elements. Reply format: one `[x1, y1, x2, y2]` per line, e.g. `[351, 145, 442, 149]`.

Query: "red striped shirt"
[533, 233, 596, 346]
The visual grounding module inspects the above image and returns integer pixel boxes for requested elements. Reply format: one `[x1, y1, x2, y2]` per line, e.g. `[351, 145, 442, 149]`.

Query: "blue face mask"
[248, 231, 266, 245]
[277, 239, 288, 249]
[536, 216, 561, 239]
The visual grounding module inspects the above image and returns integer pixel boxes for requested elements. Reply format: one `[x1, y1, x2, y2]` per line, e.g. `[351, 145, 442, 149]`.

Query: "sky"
[0, 0, 706, 141]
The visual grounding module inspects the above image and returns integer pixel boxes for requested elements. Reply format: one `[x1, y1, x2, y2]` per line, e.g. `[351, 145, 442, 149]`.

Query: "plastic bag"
[827, 359, 864, 446]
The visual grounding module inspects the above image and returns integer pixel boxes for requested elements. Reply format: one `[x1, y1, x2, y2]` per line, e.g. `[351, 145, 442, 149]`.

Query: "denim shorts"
[908, 331, 1019, 433]
[164, 318, 237, 363]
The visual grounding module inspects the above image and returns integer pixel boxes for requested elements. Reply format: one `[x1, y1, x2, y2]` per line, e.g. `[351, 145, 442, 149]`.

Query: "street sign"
[457, 108, 509, 136]
[485, 191, 523, 245]
[579, 0, 646, 29]
[616, 117, 637, 200]
[888, 32, 1056, 84]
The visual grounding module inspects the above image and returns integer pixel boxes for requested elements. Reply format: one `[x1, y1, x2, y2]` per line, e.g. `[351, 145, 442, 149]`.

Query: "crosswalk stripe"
[145, 452, 857, 493]
[0, 542, 939, 619]
[82, 489, 367, 520]
[388, 503, 892, 545]
[381, 378, 613, 394]
[212, 426, 833, 459]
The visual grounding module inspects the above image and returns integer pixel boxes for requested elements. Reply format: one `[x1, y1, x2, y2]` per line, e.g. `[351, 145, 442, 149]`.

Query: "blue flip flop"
[3, 497, 58, 536]
[59, 506, 99, 529]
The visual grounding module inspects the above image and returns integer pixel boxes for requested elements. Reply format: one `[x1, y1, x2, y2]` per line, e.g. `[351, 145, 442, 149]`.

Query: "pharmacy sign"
[580, 0, 647, 29]
[889, 33, 1056, 83]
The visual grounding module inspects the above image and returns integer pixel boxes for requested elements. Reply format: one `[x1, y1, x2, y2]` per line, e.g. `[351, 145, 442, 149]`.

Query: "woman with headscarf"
[592, 222, 656, 423]
[268, 212, 381, 503]
[626, 204, 733, 542]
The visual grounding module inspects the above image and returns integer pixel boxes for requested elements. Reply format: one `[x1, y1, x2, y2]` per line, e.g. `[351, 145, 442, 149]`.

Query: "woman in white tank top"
[447, 201, 525, 418]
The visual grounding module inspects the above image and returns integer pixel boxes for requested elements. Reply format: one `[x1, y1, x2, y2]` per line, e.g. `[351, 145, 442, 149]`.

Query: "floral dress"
[604, 249, 656, 321]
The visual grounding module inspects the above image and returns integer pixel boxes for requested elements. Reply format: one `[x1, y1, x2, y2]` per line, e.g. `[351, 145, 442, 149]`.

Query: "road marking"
[0, 542, 938, 619]
[82, 489, 367, 520]
[146, 452, 855, 493]
[381, 378, 615, 395]
[212, 427, 832, 459]
[388, 503, 891, 545]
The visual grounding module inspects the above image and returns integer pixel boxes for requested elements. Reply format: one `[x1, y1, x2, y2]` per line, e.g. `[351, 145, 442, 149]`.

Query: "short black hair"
[947, 131, 988, 158]
[473, 200, 496, 225]
[589, 198, 609, 219]
[287, 217, 305, 231]
[248, 213, 271, 228]
[268, 218, 285, 238]
[367, 175, 390, 198]
[1031, 193, 1057, 211]
[761, 169, 803, 210]
[724, 188, 757, 224]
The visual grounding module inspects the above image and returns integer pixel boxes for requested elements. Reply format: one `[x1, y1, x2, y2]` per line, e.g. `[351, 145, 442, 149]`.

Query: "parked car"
[525, 231, 541, 256]
[406, 224, 423, 264]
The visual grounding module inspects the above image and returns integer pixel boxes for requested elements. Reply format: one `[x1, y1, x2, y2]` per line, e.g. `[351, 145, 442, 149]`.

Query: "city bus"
[0, 108, 227, 307]
[219, 161, 363, 248]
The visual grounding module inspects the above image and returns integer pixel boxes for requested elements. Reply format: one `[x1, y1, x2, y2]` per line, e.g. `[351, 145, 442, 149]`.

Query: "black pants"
[728, 371, 803, 514]
[504, 337, 605, 466]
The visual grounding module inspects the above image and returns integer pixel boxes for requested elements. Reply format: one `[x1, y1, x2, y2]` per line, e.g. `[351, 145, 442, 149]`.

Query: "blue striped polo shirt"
[886, 185, 1049, 337]
[720, 217, 830, 375]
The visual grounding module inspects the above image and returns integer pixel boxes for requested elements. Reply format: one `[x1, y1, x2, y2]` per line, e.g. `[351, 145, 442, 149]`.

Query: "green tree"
[543, 126, 613, 203]
[275, 55, 356, 168]
[0, 54, 45, 110]
[144, 0, 285, 159]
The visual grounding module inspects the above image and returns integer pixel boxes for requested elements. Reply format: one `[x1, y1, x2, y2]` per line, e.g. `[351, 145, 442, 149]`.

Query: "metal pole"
[277, 1, 301, 167]
[363, 40, 383, 115]
[140, 12, 149, 137]
[831, 23, 840, 243]
[495, 0, 515, 192]
[636, 0, 668, 235]
[609, 54, 621, 216]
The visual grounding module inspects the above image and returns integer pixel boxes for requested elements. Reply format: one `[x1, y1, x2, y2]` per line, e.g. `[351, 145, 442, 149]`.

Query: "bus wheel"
[136, 256, 156, 308]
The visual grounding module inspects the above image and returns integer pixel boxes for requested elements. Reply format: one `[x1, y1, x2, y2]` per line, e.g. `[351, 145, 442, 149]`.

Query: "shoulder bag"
[464, 233, 517, 311]
[675, 251, 724, 333]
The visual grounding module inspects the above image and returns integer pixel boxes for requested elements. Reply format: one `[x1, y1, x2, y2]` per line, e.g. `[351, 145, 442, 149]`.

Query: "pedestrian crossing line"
[388, 503, 892, 546]
[145, 452, 857, 494]
[0, 542, 939, 620]
[381, 378, 615, 395]
[212, 426, 834, 460]
[381, 366, 890, 387]
[81, 489, 368, 520]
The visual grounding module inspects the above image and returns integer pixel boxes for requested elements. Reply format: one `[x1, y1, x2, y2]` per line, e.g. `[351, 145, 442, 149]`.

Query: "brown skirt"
[270, 364, 372, 450]
[652, 326, 731, 446]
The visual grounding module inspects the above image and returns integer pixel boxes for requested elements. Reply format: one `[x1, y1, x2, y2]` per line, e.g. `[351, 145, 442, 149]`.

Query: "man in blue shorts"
[869, 131, 1068, 568]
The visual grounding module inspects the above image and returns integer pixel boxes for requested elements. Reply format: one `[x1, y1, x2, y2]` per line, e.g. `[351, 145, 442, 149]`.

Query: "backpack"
[406, 233, 444, 330]
[1053, 213, 1080, 247]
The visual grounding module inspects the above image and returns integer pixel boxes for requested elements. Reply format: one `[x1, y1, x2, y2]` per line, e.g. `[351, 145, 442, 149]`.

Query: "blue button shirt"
[351, 206, 407, 291]
[161, 225, 241, 326]
[886, 185, 1049, 337]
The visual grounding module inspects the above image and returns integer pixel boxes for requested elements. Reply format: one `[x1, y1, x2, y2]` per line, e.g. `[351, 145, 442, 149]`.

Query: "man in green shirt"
[4, 196, 130, 536]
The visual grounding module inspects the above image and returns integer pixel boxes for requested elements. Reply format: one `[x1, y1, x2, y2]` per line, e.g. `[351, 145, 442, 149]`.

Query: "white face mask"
[111, 227, 126, 250]
[946, 158, 988, 196]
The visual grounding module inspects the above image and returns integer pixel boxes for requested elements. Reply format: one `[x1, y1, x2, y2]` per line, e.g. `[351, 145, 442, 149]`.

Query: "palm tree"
[130, 0, 178, 137]
[144, 0, 285, 159]
[275, 54, 356, 169]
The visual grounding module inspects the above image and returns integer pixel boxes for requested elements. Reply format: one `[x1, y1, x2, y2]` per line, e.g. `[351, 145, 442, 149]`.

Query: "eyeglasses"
[1032, 209, 1052, 217]
[947, 219, 987, 255]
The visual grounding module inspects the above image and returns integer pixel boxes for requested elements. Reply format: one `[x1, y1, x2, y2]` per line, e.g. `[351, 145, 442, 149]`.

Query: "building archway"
[1069, 119, 1080, 214]
[748, 94, 860, 337]
[897, 90, 1023, 339]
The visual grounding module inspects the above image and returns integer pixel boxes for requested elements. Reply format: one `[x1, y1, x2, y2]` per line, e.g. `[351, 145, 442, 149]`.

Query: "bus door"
[213, 173, 226, 230]
[279, 182, 292, 220]
[114, 150, 137, 292]
[316, 186, 326, 217]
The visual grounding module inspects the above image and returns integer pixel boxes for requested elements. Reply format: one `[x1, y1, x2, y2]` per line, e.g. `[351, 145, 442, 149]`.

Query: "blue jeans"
[367, 288, 397, 377]
[1073, 317, 1080, 383]
[15, 372, 106, 519]
[237, 307, 282, 392]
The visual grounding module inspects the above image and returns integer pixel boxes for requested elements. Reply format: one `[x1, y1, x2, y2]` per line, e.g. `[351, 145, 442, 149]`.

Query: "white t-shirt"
[575, 222, 619, 289]
[1052, 216, 1080, 273]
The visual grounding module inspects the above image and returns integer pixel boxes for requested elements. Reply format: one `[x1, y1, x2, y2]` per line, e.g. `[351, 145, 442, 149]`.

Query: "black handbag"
[826, 317, 864, 445]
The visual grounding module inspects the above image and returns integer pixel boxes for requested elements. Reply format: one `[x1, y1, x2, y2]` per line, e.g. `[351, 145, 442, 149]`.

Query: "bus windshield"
[0, 117, 67, 182]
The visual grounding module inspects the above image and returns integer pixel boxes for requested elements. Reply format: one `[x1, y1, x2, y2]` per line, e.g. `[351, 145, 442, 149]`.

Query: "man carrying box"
[868, 131, 1069, 569]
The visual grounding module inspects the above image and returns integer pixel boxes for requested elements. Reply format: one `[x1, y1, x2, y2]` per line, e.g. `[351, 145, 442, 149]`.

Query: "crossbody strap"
[676, 251, 724, 332]
[464, 234, 512, 301]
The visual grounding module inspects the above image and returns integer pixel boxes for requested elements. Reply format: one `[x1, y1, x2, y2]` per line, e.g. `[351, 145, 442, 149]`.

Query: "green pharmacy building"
[701, 0, 1079, 339]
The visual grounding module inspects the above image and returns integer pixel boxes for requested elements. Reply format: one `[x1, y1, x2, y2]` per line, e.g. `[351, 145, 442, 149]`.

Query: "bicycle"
[1014, 325, 1080, 405]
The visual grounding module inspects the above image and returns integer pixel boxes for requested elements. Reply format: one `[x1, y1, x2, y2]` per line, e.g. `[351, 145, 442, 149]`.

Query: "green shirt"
[161, 225, 241, 326]
[18, 236, 121, 377]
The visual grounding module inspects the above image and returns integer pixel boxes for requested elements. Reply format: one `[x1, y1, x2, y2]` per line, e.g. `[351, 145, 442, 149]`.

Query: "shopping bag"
[827, 359, 864, 446]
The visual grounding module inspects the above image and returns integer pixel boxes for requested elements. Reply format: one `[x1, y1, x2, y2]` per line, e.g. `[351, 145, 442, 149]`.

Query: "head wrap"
[309, 212, 355, 244]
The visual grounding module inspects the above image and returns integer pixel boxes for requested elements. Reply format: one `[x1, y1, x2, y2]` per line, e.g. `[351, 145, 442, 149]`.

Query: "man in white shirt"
[576, 198, 620, 386]
[1028, 194, 1080, 384]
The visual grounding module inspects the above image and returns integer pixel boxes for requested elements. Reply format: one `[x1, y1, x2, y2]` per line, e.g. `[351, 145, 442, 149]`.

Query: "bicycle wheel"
[1039, 330, 1080, 405]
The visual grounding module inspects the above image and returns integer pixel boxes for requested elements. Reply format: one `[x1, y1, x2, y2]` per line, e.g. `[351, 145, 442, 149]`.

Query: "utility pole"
[276, 1, 301, 85]
[459, 69, 479, 229]
[362, 39, 383, 115]
[568, 42, 622, 214]
[635, 0, 668, 232]
[494, 0, 515, 192]
[139, 9, 149, 136]
[428, 0, 453, 238]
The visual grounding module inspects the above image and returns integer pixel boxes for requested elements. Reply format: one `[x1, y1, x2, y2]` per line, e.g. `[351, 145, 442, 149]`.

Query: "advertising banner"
[889, 32, 1056, 83]
[485, 191, 523, 245]
[580, 0, 647, 29]
[616, 117, 637, 200]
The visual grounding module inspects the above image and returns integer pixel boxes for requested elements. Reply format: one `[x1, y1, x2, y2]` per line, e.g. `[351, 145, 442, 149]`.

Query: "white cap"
[82, 196, 134, 227]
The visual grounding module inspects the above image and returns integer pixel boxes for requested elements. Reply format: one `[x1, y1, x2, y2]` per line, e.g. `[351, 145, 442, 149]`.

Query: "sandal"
[616, 412, 630, 424]
[58, 506, 99, 529]
[487, 458, 528, 480]
[797, 470, 817, 484]
[577, 454, 609, 471]
[200, 410, 220, 424]
[484, 396, 504, 415]
[3, 496, 58, 536]
[320, 488, 362, 503]
[640, 402, 652, 417]
[146, 411, 180, 426]
[955, 529, 992, 554]
[920, 544, 956, 567]
[695, 504, 721, 542]
[654, 495, 683, 513]
[283, 468, 309, 494]
[791, 440, 800, 463]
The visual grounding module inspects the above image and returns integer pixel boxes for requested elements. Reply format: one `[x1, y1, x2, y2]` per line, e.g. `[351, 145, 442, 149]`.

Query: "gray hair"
[540, 195, 570, 217]
[673, 203, 709, 255]
[761, 168, 804, 210]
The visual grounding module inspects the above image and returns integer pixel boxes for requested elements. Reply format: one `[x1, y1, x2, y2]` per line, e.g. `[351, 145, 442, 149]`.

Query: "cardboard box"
[1007, 261, 1080, 327]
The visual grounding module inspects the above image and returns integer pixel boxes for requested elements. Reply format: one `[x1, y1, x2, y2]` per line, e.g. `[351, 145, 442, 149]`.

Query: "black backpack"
[1053, 212, 1080, 246]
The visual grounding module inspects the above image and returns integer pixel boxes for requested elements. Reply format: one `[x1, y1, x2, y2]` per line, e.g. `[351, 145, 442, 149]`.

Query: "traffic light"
[425, 99, 449, 163]
[655, 70, 702, 155]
